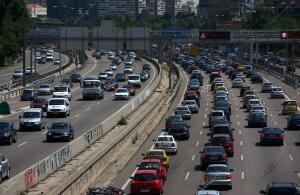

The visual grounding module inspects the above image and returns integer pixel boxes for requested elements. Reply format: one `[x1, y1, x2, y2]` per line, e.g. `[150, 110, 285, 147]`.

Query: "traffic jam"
[118, 46, 300, 195]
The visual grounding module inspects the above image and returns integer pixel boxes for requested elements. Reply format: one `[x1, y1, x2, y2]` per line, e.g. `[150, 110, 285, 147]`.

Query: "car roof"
[196, 190, 220, 195]
[135, 169, 157, 174]
[147, 149, 164, 153]
[24, 108, 42, 112]
[269, 182, 297, 188]
[207, 164, 229, 168]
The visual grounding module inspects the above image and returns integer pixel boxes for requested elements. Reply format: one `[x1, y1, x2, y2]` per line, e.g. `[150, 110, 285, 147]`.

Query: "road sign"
[280, 31, 300, 39]
[199, 31, 230, 40]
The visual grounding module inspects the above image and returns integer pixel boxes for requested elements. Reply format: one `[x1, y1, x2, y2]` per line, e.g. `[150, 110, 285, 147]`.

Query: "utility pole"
[22, 29, 26, 87]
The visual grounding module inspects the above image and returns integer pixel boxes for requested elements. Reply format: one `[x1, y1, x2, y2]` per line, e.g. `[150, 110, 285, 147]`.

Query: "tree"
[0, 0, 32, 66]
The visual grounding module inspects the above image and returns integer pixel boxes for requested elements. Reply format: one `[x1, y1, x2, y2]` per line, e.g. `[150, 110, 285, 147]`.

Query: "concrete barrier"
[0, 56, 162, 195]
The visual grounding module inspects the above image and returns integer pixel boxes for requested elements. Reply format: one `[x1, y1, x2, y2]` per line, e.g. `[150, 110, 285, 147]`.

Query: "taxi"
[282, 100, 298, 115]
[213, 83, 225, 92]
[142, 149, 169, 170]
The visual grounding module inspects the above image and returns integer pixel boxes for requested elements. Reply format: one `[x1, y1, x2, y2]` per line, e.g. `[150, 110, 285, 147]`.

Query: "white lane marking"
[121, 167, 138, 190]
[241, 172, 245, 180]
[274, 121, 277, 126]
[17, 142, 28, 147]
[41, 131, 47, 135]
[237, 121, 240, 126]
[85, 107, 91, 111]
[241, 154, 244, 161]
[206, 103, 208, 106]
[96, 102, 100, 105]
[200, 130, 203, 135]
[192, 155, 195, 161]
[237, 114, 239, 118]
[202, 122, 205, 127]
[239, 130, 242, 135]
[297, 172, 300, 180]
[240, 140, 243, 146]
[74, 114, 80, 118]
[205, 114, 207, 118]
[270, 113, 273, 117]
[289, 154, 294, 161]
[205, 108, 207, 112]
[235, 102, 237, 106]
[185, 171, 190, 181]
[196, 141, 199, 147]
[284, 141, 286, 146]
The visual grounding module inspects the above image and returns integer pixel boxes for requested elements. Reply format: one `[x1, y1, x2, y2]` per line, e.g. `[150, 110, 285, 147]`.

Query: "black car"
[115, 73, 126, 82]
[248, 112, 267, 127]
[185, 94, 200, 106]
[167, 121, 190, 140]
[0, 121, 17, 145]
[61, 78, 73, 88]
[211, 124, 234, 138]
[190, 73, 203, 86]
[260, 182, 299, 195]
[20, 89, 35, 101]
[214, 100, 231, 114]
[138, 71, 148, 82]
[200, 146, 228, 168]
[287, 112, 300, 129]
[259, 127, 284, 145]
[251, 74, 263, 83]
[70, 73, 81, 83]
[240, 86, 252, 97]
[165, 115, 183, 130]
[46, 122, 74, 142]
[215, 107, 230, 121]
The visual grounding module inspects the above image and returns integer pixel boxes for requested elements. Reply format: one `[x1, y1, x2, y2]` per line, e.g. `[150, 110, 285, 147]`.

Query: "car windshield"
[177, 107, 188, 111]
[169, 122, 186, 129]
[252, 106, 264, 110]
[23, 90, 33, 94]
[23, 112, 40, 118]
[207, 166, 229, 173]
[285, 101, 296, 106]
[33, 98, 45, 103]
[39, 85, 49, 88]
[267, 188, 298, 195]
[83, 81, 100, 88]
[147, 151, 164, 156]
[116, 89, 127, 93]
[263, 128, 282, 134]
[99, 73, 107, 76]
[251, 112, 265, 118]
[128, 76, 139, 80]
[184, 101, 195, 105]
[133, 173, 157, 181]
[54, 87, 67, 92]
[49, 99, 64, 105]
[211, 112, 223, 116]
[140, 162, 160, 169]
[157, 136, 173, 142]
[0, 122, 10, 130]
[15, 70, 22, 73]
[204, 147, 224, 153]
[212, 135, 232, 142]
[273, 88, 282, 91]
[50, 123, 68, 130]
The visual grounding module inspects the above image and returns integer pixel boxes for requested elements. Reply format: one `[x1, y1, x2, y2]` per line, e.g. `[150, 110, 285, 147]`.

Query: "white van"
[47, 98, 70, 117]
[53, 85, 72, 100]
[128, 74, 141, 88]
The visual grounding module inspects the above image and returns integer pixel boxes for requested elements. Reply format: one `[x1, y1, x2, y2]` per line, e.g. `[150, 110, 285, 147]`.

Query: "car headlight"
[4, 133, 10, 137]
[64, 132, 68, 135]
[47, 132, 51, 135]
[34, 122, 40, 124]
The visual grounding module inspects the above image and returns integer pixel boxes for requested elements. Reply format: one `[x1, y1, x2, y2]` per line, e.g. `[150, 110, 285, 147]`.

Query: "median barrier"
[0, 56, 162, 195]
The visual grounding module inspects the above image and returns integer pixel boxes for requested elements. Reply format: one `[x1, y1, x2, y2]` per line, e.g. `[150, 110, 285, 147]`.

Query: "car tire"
[6, 168, 10, 179]
[8, 137, 12, 145]
[13, 135, 17, 143]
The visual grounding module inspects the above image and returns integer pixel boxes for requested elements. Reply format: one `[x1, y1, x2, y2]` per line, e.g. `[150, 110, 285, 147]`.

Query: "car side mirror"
[258, 130, 262, 133]
[141, 153, 145, 156]
[260, 190, 266, 194]
[130, 176, 133, 179]
[136, 164, 140, 167]
[199, 151, 203, 153]
[152, 139, 156, 141]
[19, 115, 21, 119]
[230, 168, 234, 172]
[232, 128, 235, 131]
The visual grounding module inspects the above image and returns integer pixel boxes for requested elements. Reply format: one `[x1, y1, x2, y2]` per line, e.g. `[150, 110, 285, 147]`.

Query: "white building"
[182, 0, 197, 15]
[166, 0, 182, 16]
[26, 3, 47, 18]
[138, 0, 147, 14]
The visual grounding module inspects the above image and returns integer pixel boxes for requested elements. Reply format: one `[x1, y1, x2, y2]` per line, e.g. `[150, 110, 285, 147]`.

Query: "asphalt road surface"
[111, 63, 300, 194]
[0, 54, 158, 178]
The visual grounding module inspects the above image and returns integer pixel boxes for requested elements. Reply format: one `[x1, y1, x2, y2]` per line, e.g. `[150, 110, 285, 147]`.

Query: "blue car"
[248, 112, 267, 127]
[287, 112, 300, 129]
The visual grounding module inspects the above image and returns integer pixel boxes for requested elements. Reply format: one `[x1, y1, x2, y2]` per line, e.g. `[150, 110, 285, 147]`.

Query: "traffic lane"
[0, 59, 157, 177]
[110, 65, 189, 192]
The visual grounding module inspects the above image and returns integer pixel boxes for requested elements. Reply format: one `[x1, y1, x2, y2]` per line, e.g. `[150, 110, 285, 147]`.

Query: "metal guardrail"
[0, 56, 162, 195]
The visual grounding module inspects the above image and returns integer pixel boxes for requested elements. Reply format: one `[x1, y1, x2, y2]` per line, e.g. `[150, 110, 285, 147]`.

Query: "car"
[124, 65, 133, 74]
[260, 182, 299, 195]
[182, 100, 199, 113]
[87, 186, 126, 195]
[142, 149, 169, 170]
[235, 74, 245, 82]
[61, 78, 73, 88]
[209, 110, 226, 127]
[114, 88, 129, 100]
[167, 121, 190, 140]
[20, 88, 35, 101]
[12, 70, 23, 79]
[46, 122, 74, 142]
[259, 127, 284, 145]
[251, 74, 263, 83]
[0, 154, 10, 181]
[165, 115, 183, 130]
[105, 68, 114, 77]
[138, 71, 148, 82]
[247, 99, 262, 111]
[137, 159, 167, 181]
[84, 76, 98, 81]
[109, 64, 117, 71]
[200, 146, 228, 168]
[185, 94, 200, 106]
[37, 84, 53, 95]
[243, 95, 258, 108]
[261, 82, 275, 93]
[249, 106, 267, 117]
[232, 78, 243, 88]
[210, 124, 234, 138]
[25, 67, 35, 74]
[248, 112, 267, 127]
[115, 73, 126, 82]
[98, 72, 108, 80]
[204, 164, 232, 190]
[213, 100, 231, 114]
[53, 59, 60, 65]
[287, 112, 300, 129]
[214, 95, 228, 102]
[47, 98, 70, 117]
[0, 121, 17, 145]
[282, 100, 298, 115]
[53, 85, 72, 100]
[143, 64, 151, 71]
[130, 170, 163, 195]
[240, 86, 253, 97]
[209, 134, 234, 157]
[128, 74, 141, 88]
[19, 108, 45, 131]
[242, 90, 256, 99]
[38, 57, 46, 64]
[174, 107, 191, 120]
[188, 86, 201, 97]
[195, 190, 221, 195]
[215, 86, 228, 96]
[270, 87, 285, 99]
[213, 83, 225, 92]
[69, 73, 81, 83]
[122, 84, 136, 96]
[30, 98, 48, 112]
[154, 134, 177, 155]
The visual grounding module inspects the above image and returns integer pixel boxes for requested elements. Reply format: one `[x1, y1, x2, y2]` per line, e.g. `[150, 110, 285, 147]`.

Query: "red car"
[137, 159, 166, 181]
[184, 91, 198, 99]
[123, 84, 136, 96]
[30, 98, 48, 112]
[210, 134, 234, 157]
[188, 87, 201, 97]
[130, 170, 163, 195]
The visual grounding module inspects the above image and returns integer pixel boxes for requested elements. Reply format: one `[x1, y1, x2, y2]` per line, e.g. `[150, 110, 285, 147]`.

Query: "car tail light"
[201, 155, 206, 160]
[154, 179, 160, 185]
[279, 133, 284, 138]
[171, 143, 175, 147]
[226, 175, 232, 179]
[222, 154, 227, 160]
[224, 142, 233, 147]
[204, 175, 208, 181]
[261, 134, 265, 138]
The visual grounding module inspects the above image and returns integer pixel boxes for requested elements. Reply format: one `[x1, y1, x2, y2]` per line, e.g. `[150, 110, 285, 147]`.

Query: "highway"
[110, 60, 300, 194]
[0, 53, 157, 178]
[0, 51, 68, 86]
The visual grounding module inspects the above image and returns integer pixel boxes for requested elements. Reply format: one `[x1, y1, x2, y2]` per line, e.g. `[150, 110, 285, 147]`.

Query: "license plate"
[53, 136, 61, 138]
[141, 189, 150, 192]
[209, 156, 218, 160]
[268, 135, 277, 137]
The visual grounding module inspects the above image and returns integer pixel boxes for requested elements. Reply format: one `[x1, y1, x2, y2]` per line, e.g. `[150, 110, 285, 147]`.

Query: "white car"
[46, 53, 54, 61]
[114, 88, 129, 100]
[13, 70, 23, 78]
[109, 64, 117, 71]
[47, 98, 70, 117]
[53, 85, 72, 100]
[232, 78, 243, 88]
[154, 134, 177, 155]
[213, 78, 223, 84]
[247, 99, 262, 111]
[105, 68, 113, 77]
[204, 164, 232, 189]
[35, 54, 41, 60]
[124, 65, 133, 74]
[53, 59, 60, 65]
[270, 87, 285, 99]
[98, 72, 108, 80]
[25, 67, 35, 74]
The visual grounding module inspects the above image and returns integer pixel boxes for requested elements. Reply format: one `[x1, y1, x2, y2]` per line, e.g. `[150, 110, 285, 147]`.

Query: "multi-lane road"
[0, 53, 157, 178]
[0, 51, 68, 86]
[111, 60, 300, 194]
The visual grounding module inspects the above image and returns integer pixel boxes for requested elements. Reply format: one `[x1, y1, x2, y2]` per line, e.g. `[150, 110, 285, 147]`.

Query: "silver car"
[195, 190, 221, 195]
[38, 84, 53, 95]
[182, 100, 199, 113]
[0, 154, 10, 182]
[270, 87, 285, 99]
[204, 164, 232, 189]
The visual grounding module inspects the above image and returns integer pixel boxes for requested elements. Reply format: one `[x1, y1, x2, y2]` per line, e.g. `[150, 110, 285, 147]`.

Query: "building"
[96, 0, 137, 18]
[165, 0, 182, 16]
[26, 3, 47, 18]
[182, 0, 197, 15]
[138, 0, 147, 13]
[145, 0, 166, 16]
[263, 0, 300, 18]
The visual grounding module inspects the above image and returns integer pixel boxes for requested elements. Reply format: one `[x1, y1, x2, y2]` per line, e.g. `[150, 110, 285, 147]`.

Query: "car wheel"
[8, 137, 12, 145]
[0, 173, 2, 182]
[13, 135, 17, 143]
[6, 168, 10, 179]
